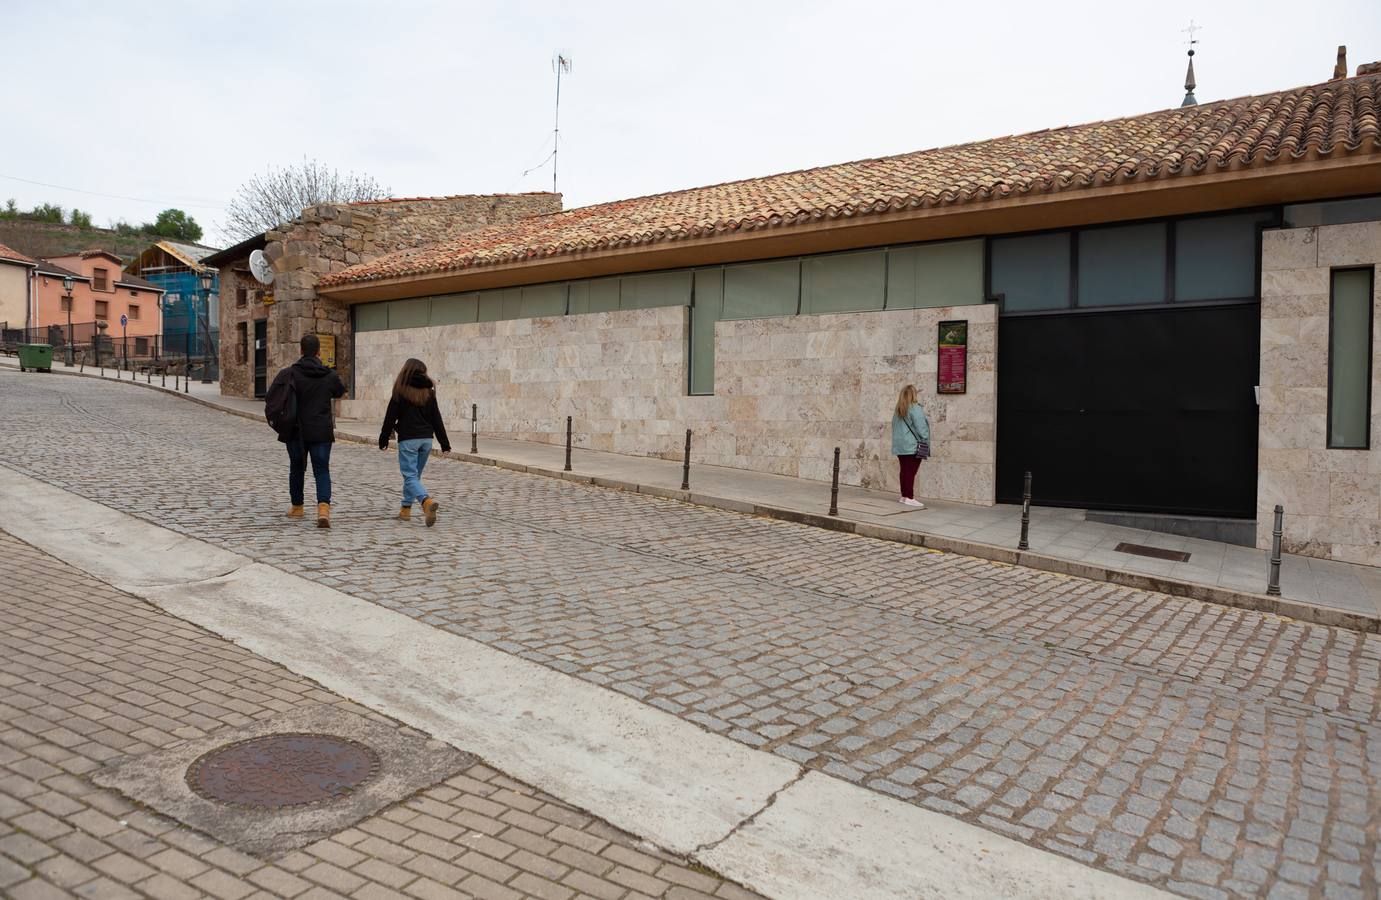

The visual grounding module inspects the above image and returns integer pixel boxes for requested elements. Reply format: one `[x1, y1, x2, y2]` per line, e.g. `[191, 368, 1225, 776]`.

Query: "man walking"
[266, 334, 346, 528]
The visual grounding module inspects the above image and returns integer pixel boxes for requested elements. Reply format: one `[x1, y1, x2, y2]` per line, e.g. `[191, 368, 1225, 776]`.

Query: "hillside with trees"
[0, 199, 214, 261]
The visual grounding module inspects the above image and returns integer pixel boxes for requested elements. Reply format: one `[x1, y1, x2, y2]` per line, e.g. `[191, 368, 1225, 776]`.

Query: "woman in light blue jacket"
[890, 384, 931, 508]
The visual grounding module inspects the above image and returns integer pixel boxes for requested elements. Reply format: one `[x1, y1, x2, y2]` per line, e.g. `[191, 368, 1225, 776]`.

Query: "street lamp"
[62, 275, 74, 367]
[199, 270, 214, 384]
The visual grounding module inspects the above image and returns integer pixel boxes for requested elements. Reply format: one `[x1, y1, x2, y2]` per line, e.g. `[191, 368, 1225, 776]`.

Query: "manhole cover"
[186, 733, 380, 809]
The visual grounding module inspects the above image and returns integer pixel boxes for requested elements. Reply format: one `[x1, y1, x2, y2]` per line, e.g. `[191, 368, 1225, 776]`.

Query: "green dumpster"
[17, 344, 54, 372]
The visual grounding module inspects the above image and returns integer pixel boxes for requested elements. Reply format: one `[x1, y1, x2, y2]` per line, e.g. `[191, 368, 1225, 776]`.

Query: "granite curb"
[13, 360, 1377, 634]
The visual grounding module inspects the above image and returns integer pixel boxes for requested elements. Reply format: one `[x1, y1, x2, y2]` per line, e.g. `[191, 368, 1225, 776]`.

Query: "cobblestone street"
[1, 371, 1379, 899]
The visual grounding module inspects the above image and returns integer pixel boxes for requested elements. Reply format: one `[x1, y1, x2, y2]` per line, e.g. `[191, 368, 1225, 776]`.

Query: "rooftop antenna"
[551, 52, 572, 194]
[1181, 20, 1200, 107]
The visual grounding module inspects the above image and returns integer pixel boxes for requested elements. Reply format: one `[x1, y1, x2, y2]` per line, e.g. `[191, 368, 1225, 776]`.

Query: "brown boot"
[316, 502, 331, 528]
[422, 497, 439, 528]
[287, 505, 304, 519]
[399, 506, 411, 521]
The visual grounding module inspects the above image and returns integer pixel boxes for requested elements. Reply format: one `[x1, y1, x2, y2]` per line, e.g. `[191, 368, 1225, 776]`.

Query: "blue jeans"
[398, 438, 432, 507]
[287, 440, 332, 506]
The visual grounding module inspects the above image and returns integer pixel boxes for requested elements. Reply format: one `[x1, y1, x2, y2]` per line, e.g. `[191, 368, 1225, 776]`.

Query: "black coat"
[272, 356, 346, 444]
[378, 373, 451, 452]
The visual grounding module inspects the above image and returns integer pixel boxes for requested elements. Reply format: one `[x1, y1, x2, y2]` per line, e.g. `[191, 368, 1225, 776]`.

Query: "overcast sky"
[2, 0, 1377, 247]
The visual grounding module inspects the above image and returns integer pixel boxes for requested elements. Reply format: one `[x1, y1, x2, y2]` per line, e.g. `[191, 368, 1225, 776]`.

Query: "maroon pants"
[898, 455, 922, 499]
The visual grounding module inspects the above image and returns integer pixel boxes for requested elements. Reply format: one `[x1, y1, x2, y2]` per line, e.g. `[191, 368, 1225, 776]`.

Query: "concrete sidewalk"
[5, 354, 1377, 630]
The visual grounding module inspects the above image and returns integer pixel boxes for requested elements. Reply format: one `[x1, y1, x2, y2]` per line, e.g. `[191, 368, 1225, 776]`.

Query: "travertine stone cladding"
[346, 306, 690, 458]
[1258, 221, 1381, 566]
[234, 194, 560, 397]
[344, 303, 997, 505]
[712, 306, 996, 503]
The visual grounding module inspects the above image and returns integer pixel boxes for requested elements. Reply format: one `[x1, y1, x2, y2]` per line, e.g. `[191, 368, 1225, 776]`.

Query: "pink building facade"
[30, 250, 163, 340]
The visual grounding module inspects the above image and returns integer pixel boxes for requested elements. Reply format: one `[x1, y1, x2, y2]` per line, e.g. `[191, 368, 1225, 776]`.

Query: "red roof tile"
[321, 73, 1381, 289]
[0, 242, 35, 265]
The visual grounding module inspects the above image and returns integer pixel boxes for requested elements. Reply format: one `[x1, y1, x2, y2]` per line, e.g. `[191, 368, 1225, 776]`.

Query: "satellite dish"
[249, 249, 275, 285]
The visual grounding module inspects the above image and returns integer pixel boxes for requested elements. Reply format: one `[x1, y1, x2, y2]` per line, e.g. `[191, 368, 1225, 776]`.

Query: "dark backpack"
[264, 369, 299, 437]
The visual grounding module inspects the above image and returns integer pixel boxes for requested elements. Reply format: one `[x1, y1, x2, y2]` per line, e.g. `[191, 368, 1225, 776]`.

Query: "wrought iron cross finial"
[1182, 20, 1201, 51]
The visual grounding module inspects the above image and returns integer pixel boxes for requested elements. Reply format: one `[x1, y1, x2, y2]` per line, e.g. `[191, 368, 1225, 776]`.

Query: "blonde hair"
[895, 384, 918, 420]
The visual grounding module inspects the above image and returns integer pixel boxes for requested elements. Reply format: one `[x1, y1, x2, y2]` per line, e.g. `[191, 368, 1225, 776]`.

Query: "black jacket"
[379, 373, 451, 452]
[272, 356, 346, 444]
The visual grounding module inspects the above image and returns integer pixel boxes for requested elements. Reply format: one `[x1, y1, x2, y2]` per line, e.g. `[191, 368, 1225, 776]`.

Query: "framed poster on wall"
[937, 320, 967, 394]
[317, 333, 336, 369]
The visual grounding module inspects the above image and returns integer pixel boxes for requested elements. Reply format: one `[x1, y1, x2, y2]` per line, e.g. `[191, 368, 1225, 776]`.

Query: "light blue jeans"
[397, 438, 433, 507]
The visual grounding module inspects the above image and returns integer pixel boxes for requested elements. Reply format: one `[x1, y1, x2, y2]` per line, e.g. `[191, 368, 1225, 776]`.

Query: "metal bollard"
[183, 368, 189, 393]
[1266, 504, 1284, 596]
[1018, 471, 1032, 551]
[470, 403, 478, 454]
[829, 447, 841, 516]
[564, 416, 573, 472]
[100, 363, 104, 377]
[681, 429, 692, 491]
[146, 369, 151, 384]
[161, 370, 166, 388]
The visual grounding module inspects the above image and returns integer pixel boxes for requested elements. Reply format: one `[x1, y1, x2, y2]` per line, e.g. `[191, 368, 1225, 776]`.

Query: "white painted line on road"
[0, 465, 1170, 899]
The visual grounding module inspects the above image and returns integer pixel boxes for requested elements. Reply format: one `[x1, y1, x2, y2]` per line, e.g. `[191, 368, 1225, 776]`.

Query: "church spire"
[1181, 20, 1200, 107]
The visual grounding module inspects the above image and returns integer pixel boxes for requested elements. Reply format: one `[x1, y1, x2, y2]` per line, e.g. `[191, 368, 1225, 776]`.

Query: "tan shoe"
[422, 497, 439, 527]
[287, 505, 304, 519]
[399, 506, 411, 521]
[316, 502, 331, 528]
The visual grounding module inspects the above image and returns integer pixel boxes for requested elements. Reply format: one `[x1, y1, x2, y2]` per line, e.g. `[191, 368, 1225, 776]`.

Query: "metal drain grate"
[1114, 542, 1191, 563]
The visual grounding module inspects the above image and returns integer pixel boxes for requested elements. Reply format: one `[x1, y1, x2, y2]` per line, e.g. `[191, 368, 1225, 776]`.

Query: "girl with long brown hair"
[890, 384, 931, 508]
[378, 358, 451, 526]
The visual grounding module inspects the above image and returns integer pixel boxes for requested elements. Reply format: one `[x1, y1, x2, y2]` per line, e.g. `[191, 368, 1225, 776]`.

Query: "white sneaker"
[900, 497, 925, 508]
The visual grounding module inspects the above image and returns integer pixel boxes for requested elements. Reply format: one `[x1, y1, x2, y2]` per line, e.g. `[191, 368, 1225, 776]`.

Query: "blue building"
[125, 240, 221, 370]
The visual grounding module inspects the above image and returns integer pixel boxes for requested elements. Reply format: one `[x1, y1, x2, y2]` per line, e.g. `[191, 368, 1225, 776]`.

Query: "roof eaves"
[319, 71, 1381, 289]
[202, 232, 267, 267]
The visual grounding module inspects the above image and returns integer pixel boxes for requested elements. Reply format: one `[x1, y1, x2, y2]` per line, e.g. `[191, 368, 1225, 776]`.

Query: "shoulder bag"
[901, 412, 930, 460]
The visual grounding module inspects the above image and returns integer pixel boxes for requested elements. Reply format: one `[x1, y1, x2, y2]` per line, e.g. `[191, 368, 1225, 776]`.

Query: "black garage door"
[996, 303, 1259, 517]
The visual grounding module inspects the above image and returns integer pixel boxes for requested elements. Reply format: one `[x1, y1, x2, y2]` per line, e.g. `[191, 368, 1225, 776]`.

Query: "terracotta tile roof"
[321, 73, 1381, 289]
[33, 259, 88, 280]
[115, 272, 163, 291]
[0, 242, 35, 265]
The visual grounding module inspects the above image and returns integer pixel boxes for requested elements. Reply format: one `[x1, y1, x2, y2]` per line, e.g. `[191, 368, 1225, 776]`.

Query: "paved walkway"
[4, 355, 1374, 623]
[0, 528, 760, 900]
[1, 370, 1378, 899]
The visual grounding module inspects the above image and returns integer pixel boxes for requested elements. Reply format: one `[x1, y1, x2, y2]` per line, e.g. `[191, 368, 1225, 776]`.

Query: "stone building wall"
[710, 306, 997, 501]
[343, 303, 998, 505]
[219, 194, 561, 397]
[216, 256, 263, 398]
[1258, 222, 1381, 566]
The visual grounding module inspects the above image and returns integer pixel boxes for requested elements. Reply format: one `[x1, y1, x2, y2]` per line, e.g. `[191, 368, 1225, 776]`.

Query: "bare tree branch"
[221, 158, 390, 240]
